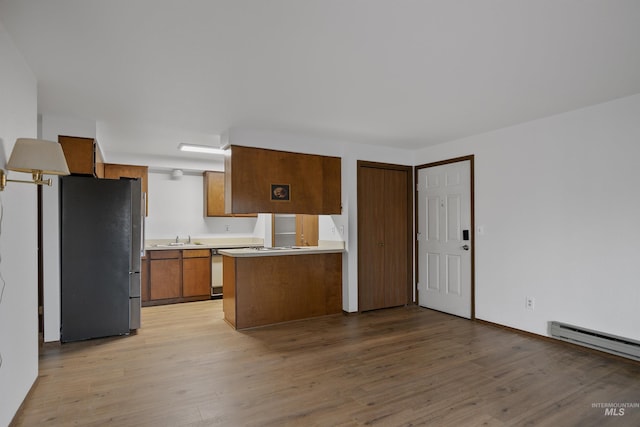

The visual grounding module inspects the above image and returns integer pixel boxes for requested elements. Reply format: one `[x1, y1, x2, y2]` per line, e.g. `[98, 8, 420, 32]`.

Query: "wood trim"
[357, 160, 414, 310]
[414, 155, 475, 319]
[415, 155, 475, 170]
[358, 160, 412, 171]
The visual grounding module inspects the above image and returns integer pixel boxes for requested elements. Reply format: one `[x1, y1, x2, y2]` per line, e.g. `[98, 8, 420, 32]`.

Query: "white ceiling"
[1, 0, 640, 158]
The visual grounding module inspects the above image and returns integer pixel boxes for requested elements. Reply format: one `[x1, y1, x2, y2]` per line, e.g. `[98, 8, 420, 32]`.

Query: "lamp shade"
[7, 138, 70, 175]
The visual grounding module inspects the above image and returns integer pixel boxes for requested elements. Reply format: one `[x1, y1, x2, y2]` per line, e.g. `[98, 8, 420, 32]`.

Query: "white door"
[417, 160, 472, 318]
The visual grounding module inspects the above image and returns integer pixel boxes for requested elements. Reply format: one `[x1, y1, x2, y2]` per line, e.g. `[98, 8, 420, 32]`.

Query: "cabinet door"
[226, 146, 341, 215]
[204, 171, 257, 217]
[183, 256, 211, 297]
[204, 171, 227, 216]
[296, 215, 319, 246]
[149, 258, 181, 300]
[58, 135, 104, 178]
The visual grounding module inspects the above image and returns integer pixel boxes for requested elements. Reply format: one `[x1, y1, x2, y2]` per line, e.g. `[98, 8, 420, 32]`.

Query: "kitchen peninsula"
[220, 244, 344, 329]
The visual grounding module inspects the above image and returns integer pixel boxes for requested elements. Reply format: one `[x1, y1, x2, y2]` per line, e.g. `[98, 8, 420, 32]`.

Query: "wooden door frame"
[415, 155, 476, 319]
[357, 160, 414, 311]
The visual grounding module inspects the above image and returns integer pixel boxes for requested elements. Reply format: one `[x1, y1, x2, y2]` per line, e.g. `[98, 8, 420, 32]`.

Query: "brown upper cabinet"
[296, 214, 319, 246]
[203, 171, 257, 217]
[204, 171, 226, 216]
[104, 163, 149, 216]
[58, 135, 104, 178]
[224, 145, 341, 215]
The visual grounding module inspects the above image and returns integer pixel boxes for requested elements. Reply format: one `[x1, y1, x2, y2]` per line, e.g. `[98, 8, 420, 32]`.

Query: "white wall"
[415, 93, 640, 341]
[145, 169, 259, 239]
[225, 128, 415, 312]
[318, 215, 344, 242]
[0, 22, 39, 427]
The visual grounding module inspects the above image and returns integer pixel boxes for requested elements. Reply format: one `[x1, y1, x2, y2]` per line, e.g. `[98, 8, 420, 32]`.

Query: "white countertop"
[145, 238, 264, 251]
[146, 243, 263, 251]
[219, 243, 344, 257]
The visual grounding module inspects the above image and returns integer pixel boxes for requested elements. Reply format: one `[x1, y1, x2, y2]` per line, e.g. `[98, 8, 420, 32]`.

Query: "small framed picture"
[271, 184, 290, 201]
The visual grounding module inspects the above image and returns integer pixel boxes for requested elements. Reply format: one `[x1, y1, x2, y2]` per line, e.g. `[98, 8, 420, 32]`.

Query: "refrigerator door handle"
[129, 272, 141, 298]
[140, 192, 146, 257]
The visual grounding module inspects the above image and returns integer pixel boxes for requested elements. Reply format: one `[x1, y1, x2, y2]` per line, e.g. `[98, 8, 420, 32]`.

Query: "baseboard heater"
[549, 321, 640, 361]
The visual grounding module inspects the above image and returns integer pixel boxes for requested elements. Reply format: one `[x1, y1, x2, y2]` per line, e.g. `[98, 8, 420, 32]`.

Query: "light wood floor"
[13, 301, 640, 426]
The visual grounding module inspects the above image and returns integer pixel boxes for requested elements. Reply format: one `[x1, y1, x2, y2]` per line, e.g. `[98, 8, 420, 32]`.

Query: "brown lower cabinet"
[144, 249, 211, 306]
[182, 250, 212, 297]
[223, 252, 342, 329]
[141, 256, 149, 303]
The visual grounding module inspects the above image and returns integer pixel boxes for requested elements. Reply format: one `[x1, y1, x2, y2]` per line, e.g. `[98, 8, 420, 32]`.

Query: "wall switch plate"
[525, 296, 535, 311]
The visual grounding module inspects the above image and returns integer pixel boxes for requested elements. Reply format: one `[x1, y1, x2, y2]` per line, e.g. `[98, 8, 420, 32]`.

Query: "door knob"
[461, 244, 469, 251]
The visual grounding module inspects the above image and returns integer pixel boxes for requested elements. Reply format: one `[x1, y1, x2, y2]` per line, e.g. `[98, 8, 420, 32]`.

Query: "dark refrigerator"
[60, 175, 143, 342]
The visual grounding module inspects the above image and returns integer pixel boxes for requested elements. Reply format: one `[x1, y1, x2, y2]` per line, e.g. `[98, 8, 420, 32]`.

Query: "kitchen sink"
[154, 243, 205, 248]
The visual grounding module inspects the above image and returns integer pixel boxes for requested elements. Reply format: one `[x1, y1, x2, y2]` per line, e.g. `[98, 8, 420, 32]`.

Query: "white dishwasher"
[211, 249, 223, 298]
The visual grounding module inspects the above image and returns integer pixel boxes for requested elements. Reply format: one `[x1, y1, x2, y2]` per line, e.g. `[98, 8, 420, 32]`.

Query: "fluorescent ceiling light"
[178, 143, 226, 155]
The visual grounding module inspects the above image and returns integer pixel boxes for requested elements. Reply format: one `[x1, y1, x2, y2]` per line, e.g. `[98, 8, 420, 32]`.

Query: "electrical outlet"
[225, 225, 230, 232]
[525, 296, 535, 311]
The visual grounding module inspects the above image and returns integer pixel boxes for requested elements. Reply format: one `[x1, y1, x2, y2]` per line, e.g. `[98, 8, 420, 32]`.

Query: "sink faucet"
[188, 235, 191, 244]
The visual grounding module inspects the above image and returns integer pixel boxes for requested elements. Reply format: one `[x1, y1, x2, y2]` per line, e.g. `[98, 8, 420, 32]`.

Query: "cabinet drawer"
[149, 250, 181, 259]
[183, 249, 211, 258]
